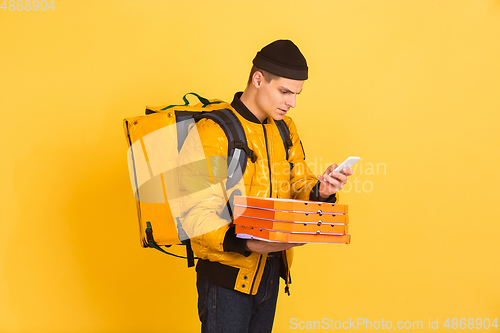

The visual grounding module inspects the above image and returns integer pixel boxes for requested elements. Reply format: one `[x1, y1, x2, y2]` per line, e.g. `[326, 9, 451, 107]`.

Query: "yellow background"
[1, 0, 499, 332]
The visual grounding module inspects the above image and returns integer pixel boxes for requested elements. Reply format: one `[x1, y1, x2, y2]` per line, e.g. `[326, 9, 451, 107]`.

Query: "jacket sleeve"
[178, 118, 250, 256]
[283, 117, 338, 203]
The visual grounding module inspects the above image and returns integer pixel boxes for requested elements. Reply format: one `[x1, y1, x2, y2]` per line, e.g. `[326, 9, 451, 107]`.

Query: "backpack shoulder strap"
[274, 119, 293, 161]
[196, 108, 256, 190]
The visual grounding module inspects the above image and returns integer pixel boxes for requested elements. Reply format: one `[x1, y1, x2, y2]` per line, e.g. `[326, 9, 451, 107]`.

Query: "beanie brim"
[253, 53, 308, 80]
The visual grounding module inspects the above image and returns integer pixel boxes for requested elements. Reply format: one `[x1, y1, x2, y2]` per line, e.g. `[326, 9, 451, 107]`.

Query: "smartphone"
[329, 156, 361, 176]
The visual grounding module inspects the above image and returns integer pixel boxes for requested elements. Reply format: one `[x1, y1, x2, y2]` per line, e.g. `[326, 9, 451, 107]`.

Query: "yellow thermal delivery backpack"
[123, 93, 293, 266]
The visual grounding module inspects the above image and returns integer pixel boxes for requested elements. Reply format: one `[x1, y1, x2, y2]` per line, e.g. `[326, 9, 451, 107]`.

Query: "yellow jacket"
[179, 92, 336, 295]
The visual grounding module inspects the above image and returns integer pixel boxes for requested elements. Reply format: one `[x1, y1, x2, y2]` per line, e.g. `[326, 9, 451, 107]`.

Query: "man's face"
[254, 75, 304, 122]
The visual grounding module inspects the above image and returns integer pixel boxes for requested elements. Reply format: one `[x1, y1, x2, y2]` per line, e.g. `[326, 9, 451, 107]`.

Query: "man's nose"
[286, 94, 296, 108]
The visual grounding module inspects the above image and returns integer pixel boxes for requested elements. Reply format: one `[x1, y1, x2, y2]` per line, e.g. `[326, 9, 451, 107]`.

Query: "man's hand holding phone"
[317, 156, 360, 199]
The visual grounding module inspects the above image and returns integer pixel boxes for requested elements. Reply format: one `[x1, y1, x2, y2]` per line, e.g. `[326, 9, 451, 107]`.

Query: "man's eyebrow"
[278, 86, 302, 94]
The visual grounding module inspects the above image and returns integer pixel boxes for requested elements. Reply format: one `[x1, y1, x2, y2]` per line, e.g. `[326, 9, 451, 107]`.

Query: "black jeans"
[197, 255, 280, 333]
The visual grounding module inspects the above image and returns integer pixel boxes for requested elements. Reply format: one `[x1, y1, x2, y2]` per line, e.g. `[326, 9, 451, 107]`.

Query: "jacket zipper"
[249, 253, 263, 294]
[248, 123, 273, 295]
[262, 124, 273, 198]
[283, 250, 291, 295]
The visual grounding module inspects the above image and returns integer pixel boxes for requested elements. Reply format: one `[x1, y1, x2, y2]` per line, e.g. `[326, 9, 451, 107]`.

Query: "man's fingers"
[282, 243, 305, 251]
[318, 163, 354, 197]
[342, 167, 354, 176]
[326, 164, 354, 178]
[246, 239, 305, 254]
[325, 164, 337, 176]
[326, 171, 347, 184]
[318, 174, 340, 190]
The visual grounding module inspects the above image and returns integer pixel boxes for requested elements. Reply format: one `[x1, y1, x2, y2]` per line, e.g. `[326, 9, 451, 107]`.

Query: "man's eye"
[280, 90, 287, 94]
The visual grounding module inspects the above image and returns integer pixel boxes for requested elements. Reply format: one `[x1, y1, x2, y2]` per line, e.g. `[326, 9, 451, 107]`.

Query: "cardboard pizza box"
[235, 224, 351, 244]
[234, 206, 349, 224]
[234, 196, 348, 214]
[234, 216, 348, 234]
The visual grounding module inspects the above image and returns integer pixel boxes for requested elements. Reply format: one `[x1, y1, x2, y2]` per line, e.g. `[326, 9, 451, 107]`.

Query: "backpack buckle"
[248, 150, 257, 163]
[233, 141, 244, 149]
[231, 140, 257, 163]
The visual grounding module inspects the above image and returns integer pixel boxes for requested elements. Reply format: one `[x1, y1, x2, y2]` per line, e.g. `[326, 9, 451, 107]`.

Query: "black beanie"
[252, 40, 308, 80]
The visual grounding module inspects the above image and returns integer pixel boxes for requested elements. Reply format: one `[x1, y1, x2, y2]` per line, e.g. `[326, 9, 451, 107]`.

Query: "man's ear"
[252, 71, 265, 88]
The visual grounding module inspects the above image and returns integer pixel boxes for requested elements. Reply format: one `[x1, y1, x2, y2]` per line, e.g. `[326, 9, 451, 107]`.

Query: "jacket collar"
[231, 92, 269, 124]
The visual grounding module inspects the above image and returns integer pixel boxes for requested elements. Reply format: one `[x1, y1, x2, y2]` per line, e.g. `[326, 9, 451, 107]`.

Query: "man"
[179, 40, 353, 333]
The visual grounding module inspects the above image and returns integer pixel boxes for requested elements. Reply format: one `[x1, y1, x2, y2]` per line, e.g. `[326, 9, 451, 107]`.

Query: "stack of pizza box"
[234, 196, 350, 244]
